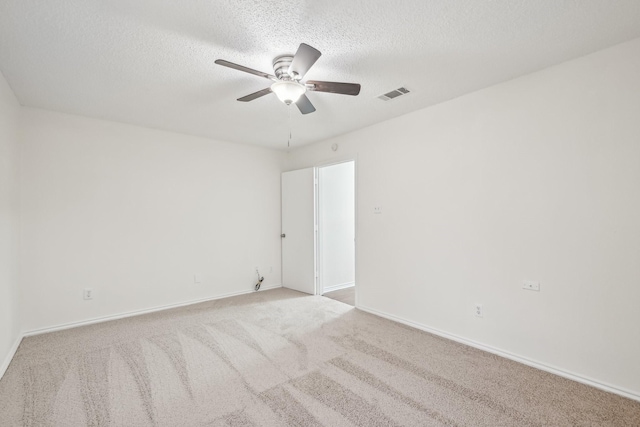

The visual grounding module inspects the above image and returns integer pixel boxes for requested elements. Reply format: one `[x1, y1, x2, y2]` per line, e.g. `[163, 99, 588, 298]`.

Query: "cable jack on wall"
[255, 268, 264, 291]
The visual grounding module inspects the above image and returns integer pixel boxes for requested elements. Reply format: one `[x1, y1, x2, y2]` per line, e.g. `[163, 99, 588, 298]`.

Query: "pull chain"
[287, 104, 292, 148]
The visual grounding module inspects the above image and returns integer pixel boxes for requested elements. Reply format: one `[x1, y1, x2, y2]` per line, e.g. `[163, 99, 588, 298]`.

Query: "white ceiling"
[1, 1, 640, 150]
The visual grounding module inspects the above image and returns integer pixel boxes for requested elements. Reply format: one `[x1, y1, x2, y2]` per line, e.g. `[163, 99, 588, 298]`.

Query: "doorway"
[280, 160, 356, 305]
[317, 161, 355, 305]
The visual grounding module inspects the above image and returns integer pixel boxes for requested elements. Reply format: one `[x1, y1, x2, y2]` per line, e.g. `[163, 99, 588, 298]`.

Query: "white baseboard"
[0, 334, 23, 381]
[357, 305, 640, 402]
[322, 281, 355, 293]
[23, 284, 283, 338]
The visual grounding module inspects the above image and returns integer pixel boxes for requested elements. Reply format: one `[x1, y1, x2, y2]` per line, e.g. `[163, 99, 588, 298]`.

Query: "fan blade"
[296, 94, 316, 114]
[237, 87, 272, 102]
[215, 59, 276, 80]
[307, 80, 361, 96]
[288, 44, 321, 80]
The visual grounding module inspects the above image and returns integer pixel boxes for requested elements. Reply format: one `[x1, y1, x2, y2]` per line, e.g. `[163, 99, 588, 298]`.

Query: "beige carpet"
[323, 287, 355, 306]
[1, 288, 638, 426]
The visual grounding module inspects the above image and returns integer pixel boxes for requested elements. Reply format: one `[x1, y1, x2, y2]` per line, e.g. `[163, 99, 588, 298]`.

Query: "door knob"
[281, 233, 286, 238]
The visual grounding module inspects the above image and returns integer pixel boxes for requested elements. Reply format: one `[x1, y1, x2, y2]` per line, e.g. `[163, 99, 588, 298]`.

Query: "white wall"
[19, 108, 285, 332]
[319, 161, 355, 292]
[0, 71, 20, 372]
[288, 37, 640, 397]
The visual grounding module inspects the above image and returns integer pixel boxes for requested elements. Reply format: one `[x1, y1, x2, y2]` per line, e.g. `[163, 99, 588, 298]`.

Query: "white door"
[281, 168, 316, 294]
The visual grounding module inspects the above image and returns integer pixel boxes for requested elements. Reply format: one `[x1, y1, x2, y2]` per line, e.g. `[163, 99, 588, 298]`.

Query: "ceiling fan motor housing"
[273, 55, 295, 80]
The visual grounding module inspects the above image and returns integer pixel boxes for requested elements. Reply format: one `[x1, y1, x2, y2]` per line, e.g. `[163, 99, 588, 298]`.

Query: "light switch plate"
[522, 280, 540, 292]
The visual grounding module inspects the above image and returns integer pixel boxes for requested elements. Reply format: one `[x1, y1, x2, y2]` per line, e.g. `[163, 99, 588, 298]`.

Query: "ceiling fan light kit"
[215, 43, 361, 115]
[271, 80, 306, 105]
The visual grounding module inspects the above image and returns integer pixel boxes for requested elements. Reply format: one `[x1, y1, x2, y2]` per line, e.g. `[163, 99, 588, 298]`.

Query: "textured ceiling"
[1, 1, 640, 150]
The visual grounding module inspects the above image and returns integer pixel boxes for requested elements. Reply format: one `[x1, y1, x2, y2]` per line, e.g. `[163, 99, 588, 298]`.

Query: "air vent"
[378, 87, 411, 101]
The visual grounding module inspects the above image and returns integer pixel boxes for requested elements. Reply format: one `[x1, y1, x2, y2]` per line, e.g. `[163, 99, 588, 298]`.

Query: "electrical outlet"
[474, 304, 483, 317]
[373, 206, 382, 215]
[83, 288, 93, 300]
[194, 274, 202, 285]
[522, 281, 540, 292]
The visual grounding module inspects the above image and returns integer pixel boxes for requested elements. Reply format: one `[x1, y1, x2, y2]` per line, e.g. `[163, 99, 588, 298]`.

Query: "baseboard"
[357, 305, 640, 402]
[0, 334, 23, 381]
[23, 284, 283, 338]
[323, 282, 355, 293]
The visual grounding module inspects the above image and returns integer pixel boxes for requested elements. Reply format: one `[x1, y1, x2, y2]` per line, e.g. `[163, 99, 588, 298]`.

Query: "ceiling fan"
[215, 43, 361, 115]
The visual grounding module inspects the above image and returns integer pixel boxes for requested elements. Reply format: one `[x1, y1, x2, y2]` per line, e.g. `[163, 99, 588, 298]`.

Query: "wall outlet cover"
[475, 304, 483, 317]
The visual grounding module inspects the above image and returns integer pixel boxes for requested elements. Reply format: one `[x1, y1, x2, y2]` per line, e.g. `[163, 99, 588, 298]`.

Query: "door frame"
[314, 157, 358, 306]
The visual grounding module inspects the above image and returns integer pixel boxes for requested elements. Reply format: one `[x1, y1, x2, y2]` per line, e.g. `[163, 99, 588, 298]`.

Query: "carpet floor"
[0, 288, 638, 426]
[323, 287, 355, 306]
